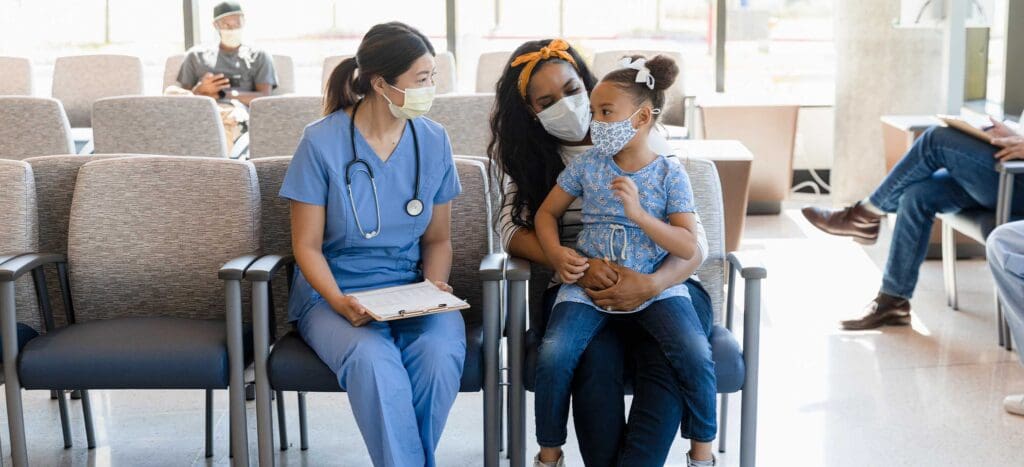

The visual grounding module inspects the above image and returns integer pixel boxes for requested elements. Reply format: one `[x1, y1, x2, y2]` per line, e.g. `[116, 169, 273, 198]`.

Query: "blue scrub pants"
[298, 300, 466, 467]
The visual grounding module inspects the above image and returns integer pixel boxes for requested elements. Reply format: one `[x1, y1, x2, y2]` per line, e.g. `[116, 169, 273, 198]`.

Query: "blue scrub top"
[279, 109, 462, 322]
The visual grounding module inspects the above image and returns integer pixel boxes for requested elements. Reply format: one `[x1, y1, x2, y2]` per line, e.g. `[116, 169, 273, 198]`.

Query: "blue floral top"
[554, 149, 696, 312]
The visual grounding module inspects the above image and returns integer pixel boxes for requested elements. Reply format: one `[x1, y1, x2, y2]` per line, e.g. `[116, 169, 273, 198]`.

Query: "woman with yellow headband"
[489, 39, 713, 466]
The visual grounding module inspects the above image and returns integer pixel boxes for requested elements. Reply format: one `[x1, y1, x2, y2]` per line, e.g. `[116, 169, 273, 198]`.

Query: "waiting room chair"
[476, 52, 512, 93]
[940, 160, 1024, 348]
[0, 156, 259, 466]
[503, 157, 765, 467]
[699, 104, 800, 214]
[429, 94, 496, 157]
[91, 96, 228, 158]
[0, 97, 75, 160]
[241, 157, 506, 466]
[436, 51, 458, 94]
[51, 55, 143, 129]
[163, 54, 187, 91]
[248, 96, 322, 158]
[321, 54, 353, 93]
[592, 50, 689, 128]
[0, 57, 33, 96]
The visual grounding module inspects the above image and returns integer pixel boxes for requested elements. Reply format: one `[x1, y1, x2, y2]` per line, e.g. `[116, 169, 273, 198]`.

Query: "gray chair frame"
[240, 251, 506, 466]
[0, 252, 255, 467]
[940, 161, 1024, 349]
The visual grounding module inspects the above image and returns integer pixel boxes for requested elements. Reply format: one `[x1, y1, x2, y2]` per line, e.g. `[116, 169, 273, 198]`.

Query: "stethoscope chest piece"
[406, 198, 424, 217]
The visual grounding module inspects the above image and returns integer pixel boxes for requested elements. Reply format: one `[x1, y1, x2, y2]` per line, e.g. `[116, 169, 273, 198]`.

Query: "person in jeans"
[803, 116, 1024, 330]
[987, 221, 1024, 415]
[532, 54, 716, 467]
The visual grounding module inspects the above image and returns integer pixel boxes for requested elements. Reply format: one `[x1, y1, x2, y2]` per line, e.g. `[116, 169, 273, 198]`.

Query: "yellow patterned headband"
[510, 39, 579, 98]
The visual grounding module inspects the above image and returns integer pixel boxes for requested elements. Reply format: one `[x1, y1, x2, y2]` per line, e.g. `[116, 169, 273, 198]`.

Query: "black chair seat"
[524, 324, 745, 394]
[939, 209, 1024, 244]
[19, 317, 252, 390]
[0, 323, 40, 360]
[267, 321, 485, 393]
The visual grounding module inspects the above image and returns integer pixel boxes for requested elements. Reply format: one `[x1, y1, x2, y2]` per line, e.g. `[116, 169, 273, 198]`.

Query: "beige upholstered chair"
[248, 96, 322, 158]
[0, 57, 33, 96]
[163, 54, 187, 90]
[591, 50, 687, 127]
[476, 52, 512, 93]
[0, 156, 260, 465]
[321, 54, 353, 93]
[699, 104, 799, 214]
[0, 97, 74, 160]
[427, 93, 495, 157]
[435, 51, 458, 94]
[51, 55, 144, 128]
[91, 96, 228, 157]
[0, 160, 40, 332]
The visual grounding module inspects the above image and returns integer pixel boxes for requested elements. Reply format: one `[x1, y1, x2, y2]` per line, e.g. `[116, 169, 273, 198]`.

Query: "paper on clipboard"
[348, 280, 470, 321]
[937, 114, 995, 145]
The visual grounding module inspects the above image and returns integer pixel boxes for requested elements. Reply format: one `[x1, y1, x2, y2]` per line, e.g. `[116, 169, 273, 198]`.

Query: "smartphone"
[228, 74, 242, 88]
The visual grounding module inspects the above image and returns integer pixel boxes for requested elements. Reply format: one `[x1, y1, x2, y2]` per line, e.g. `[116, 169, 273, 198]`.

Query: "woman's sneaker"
[687, 452, 717, 467]
[534, 453, 565, 467]
[1004, 394, 1024, 416]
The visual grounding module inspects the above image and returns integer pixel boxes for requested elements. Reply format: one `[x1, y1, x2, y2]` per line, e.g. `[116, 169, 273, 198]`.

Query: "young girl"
[533, 55, 717, 467]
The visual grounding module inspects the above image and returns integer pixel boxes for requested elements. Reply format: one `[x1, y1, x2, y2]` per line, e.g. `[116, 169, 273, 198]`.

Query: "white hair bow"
[618, 57, 655, 90]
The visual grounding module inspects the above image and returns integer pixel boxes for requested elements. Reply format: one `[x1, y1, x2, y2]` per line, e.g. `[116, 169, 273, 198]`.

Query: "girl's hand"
[330, 295, 373, 327]
[433, 280, 454, 293]
[985, 116, 1020, 139]
[992, 136, 1024, 162]
[550, 246, 589, 284]
[611, 176, 644, 222]
[577, 258, 619, 291]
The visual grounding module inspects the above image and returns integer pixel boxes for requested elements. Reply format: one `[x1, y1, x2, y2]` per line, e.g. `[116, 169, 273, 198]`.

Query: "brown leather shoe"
[801, 201, 883, 245]
[840, 293, 911, 330]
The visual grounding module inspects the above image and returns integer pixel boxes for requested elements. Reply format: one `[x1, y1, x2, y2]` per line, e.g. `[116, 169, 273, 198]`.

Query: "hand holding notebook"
[348, 280, 470, 321]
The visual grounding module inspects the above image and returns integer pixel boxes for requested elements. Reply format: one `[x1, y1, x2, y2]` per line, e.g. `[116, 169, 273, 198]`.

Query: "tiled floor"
[2, 198, 1022, 466]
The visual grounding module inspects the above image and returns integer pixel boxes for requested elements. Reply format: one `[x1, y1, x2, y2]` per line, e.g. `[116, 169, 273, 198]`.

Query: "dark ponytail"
[322, 21, 436, 116]
[602, 54, 679, 123]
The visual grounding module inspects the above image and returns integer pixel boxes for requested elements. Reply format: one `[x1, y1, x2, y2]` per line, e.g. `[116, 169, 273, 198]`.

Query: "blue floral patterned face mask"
[590, 108, 642, 157]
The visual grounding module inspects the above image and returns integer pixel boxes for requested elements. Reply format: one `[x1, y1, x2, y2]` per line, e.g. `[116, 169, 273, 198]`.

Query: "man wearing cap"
[169, 1, 277, 106]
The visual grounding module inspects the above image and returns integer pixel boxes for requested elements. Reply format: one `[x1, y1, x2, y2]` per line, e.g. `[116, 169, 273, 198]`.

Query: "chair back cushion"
[163, 54, 186, 89]
[428, 94, 495, 157]
[0, 56, 33, 95]
[680, 157, 726, 323]
[0, 160, 43, 329]
[249, 96, 322, 158]
[252, 157, 294, 338]
[450, 158, 494, 325]
[92, 96, 228, 158]
[67, 156, 260, 321]
[321, 55, 353, 94]
[454, 155, 500, 253]
[0, 97, 74, 160]
[591, 50, 686, 126]
[476, 52, 512, 93]
[435, 52, 457, 94]
[272, 55, 296, 95]
[52, 54, 144, 127]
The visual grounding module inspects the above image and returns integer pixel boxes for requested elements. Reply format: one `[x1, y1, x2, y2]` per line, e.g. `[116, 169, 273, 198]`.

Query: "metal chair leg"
[205, 389, 214, 458]
[298, 392, 309, 451]
[718, 393, 729, 453]
[998, 297, 1007, 348]
[3, 281, 30, 466]
[941, 222, 959, 310]
[80, 389, 96, 449]
[56, 390, 72, 449]
[276, 390, 289, 450]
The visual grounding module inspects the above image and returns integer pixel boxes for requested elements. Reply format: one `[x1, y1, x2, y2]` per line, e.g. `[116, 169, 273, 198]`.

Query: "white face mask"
[537, 92, 592, 142]
[219, 28, 243, 48]
[383, 84, 436, 120]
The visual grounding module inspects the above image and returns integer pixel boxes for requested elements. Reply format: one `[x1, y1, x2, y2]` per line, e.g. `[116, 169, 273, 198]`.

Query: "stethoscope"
[345, 99, 423, 240]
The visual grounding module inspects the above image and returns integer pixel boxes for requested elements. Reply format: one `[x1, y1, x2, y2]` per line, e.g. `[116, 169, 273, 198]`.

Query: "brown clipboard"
[937, 114, 995, 145]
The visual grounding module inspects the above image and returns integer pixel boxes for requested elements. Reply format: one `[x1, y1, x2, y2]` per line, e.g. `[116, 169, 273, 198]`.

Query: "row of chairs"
[0, 93, 495, 160]
[0, 152, 764, 466]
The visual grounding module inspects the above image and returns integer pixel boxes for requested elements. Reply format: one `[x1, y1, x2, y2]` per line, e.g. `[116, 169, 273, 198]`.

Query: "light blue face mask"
[590, 107, 653, 157]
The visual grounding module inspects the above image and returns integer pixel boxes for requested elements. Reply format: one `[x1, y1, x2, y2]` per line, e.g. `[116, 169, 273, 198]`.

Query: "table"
[670, 139, 754, 253]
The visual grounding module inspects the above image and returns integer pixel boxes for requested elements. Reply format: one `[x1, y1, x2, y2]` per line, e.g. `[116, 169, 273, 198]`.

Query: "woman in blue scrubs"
[279, 22, 464, 467]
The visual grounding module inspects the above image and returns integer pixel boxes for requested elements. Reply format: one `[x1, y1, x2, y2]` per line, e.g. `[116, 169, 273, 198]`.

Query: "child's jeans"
[534, 296, 717, 448]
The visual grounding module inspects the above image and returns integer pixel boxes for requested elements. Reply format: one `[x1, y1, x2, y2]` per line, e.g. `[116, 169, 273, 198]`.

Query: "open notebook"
[937, 114, 995, 144]
[349, 280, 470, 321]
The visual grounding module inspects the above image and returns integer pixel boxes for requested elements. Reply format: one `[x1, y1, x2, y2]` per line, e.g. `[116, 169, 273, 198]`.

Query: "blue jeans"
[868, 126, 1024, 299]
[534, 294, 717, 451]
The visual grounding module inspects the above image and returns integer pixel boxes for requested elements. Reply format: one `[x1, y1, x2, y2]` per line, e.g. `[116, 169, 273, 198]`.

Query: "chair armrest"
[245, 254, 295, 282]
[218, 253, 261, 281]
[0, 255, 19, 266]
[479, 253, 506, 281]
[505, 256, 532, 282]
[0, 253, 66, 282]
[999, 161, 1024, 174]
[727, 251, 767, 280]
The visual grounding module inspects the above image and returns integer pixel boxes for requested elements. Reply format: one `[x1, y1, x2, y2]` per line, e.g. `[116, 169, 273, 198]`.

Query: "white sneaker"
[687, 452, 717, 467]
[533, 453, 565, 467]
[1004, 394, 1024, 416]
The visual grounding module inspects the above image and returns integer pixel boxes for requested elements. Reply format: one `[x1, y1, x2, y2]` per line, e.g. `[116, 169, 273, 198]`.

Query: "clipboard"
[936, 114, 995, 145]
[348, 280, 470, 322]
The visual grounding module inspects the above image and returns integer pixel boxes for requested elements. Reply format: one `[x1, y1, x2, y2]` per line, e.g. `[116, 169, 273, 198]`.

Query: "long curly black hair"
[487, 39, 597, 230]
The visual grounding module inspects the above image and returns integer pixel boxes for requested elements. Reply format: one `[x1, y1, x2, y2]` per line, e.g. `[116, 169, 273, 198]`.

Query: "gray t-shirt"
[177, 44, 277, 101]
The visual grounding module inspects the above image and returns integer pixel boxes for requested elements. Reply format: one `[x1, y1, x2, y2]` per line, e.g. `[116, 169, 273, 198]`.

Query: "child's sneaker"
[534, 452, 565, 467]
[687, 452, 717, 467]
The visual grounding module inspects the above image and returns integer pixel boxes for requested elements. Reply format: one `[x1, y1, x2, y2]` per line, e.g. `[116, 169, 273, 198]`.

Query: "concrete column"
[832, 0, 945, 204]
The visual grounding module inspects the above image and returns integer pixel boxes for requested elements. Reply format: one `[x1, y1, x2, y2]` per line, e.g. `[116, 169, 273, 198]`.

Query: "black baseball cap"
[213, 1, 243, 21]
